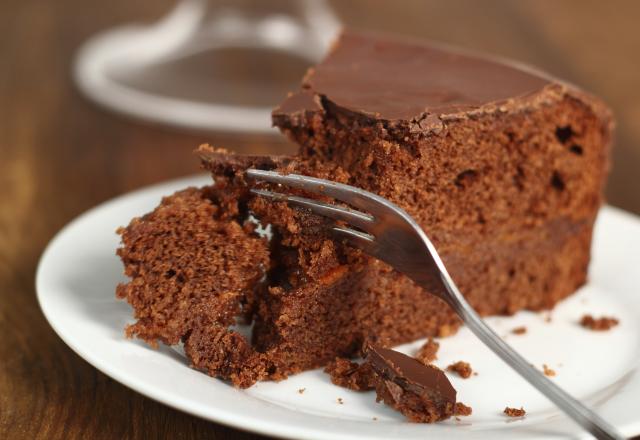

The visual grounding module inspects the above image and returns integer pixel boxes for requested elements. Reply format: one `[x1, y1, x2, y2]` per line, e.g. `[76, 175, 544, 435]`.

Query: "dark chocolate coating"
[366, 343, 456, 404]
[274, 30, 550, 122]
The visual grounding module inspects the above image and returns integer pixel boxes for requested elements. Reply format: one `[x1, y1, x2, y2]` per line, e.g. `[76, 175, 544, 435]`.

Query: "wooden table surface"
[2, 1, 639, 439]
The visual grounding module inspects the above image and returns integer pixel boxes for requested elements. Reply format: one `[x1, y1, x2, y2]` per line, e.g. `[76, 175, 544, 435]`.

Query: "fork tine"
[250, 188, 375, 232]
[331, 226, 378, 256]
[245, 169, 386, 214]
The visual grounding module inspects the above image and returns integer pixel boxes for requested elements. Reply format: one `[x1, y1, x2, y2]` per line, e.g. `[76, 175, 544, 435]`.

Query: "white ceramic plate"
[37, 175, 640, 440]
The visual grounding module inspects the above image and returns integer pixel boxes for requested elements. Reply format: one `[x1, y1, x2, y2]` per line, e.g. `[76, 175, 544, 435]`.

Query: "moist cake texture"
[116, 30, 613, 389]
[116, 186, 269, 347]
[324, 357, 376, 391]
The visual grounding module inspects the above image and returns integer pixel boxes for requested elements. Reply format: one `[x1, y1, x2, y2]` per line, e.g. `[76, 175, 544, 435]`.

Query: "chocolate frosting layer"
[366, 343, 456, 404]
[274, 30, 551, 122]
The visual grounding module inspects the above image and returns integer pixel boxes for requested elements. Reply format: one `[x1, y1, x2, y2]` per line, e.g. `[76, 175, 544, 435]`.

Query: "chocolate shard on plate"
[365, 343, 456, 423]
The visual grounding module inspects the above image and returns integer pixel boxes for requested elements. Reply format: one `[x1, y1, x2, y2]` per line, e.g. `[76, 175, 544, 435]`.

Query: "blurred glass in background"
[74, 0, 340, 133]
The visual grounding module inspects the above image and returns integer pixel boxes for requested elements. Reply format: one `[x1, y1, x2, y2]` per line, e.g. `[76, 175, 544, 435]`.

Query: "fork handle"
[444, 285, 624, 440]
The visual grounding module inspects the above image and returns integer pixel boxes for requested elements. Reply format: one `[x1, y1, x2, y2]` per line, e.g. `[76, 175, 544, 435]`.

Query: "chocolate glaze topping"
[274, 30, 551, 122]
[366, 343, 456, 404]
[275, 89, 322, 115]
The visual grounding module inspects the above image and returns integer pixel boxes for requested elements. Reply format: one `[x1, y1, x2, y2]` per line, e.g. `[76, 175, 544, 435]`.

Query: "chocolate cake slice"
[272, 31, 612, 317]
[116, 30, 613, 389]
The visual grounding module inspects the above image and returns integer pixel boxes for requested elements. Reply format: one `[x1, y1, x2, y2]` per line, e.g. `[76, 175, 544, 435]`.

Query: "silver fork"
[246, 169, 623, 440]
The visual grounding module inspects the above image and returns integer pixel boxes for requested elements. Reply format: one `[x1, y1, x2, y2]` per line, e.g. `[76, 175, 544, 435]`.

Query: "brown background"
[1, 1, 639, 439]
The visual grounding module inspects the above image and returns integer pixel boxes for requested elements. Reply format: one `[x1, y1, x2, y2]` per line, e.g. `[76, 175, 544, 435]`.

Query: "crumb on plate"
[324, 358, 375, 391]
[415, 338, 439, 364]
[511, 326, 527, 335]
[447, 361, 473, 378]
[504, 407, 526, 417]
[542, 364, 556, 377]
[454, 402, 472, 416]
[580, 314, 619, 331]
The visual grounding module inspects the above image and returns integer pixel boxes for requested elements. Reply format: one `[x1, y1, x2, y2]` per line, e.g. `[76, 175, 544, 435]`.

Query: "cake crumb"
[337, 397, 344, 404]
[298, 388, 306, 394]
[415, 338, 439, 364]
[324, 357, 375, 391]
[504, 407, 526, 417]
[544, 313, 552, 323]
[542, 364, 556, 377]
[372, 417, 378, 421]
[454, 402, 473, 416]
[511, 326, 527, 335]
[447, 361, 473, 378]
[580, 314, 619, 331]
